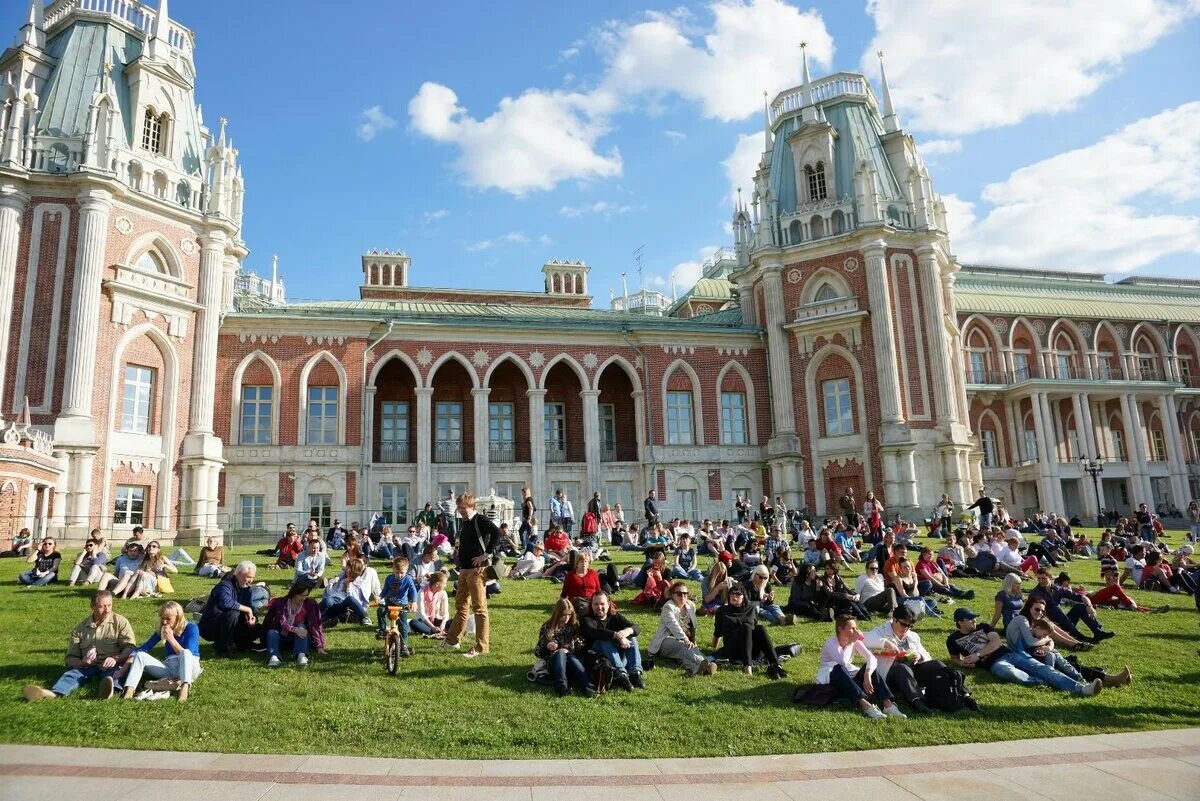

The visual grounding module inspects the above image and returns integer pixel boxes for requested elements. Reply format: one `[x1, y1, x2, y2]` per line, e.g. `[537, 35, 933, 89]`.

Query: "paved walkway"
[2, 728, 1198, 800]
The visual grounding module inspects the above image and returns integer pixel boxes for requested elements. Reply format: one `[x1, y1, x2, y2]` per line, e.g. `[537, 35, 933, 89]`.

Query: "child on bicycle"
[377, 557, 418, 655]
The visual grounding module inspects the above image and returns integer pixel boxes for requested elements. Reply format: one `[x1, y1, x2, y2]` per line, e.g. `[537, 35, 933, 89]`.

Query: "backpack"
[969, 550, 997, 575]
[793, 682, 836, 706]
[581, 512, 599, 536]
[914, 660, 971, 712]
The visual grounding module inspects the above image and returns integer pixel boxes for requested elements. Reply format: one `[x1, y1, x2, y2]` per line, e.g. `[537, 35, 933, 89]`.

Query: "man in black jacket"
[441, 492, 501, 657]
[580, 592, 644, 689]
[967, 490, 996, 528]
[199, 561, 262, 657]
[644, 490, 659, 526]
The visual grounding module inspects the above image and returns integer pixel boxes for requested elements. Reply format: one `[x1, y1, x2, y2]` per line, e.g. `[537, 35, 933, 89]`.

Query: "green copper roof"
[230, 297, 757, 334]
[955, 265, 1200, 323]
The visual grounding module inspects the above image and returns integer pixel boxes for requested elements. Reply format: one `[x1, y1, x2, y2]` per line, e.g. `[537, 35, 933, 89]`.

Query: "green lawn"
[0, 530, 1197, 759]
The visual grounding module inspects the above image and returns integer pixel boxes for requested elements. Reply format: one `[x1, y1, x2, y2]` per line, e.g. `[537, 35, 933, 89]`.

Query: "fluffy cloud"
[919, 139, 962, 157]
[649, 245, 720, 294]
[356, 105, 397, 141]
[663, 130, 687, 142]
[946, 102, 1200, 273]
[409, 0, 834, 195]
[723, 131, 764, 204]
[465, 231, 532, 252]
[409, 82, 622, 196]
[862, 0, 1198, 135]
[559, 201, 635, 218]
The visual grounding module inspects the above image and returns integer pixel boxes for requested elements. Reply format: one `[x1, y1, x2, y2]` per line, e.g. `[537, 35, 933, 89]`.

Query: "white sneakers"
[862, 703, 908, 719]
[1081, 678, 1104, 697]
[267, 655, 281, 668]
[882, 703, 908, 718]
[296, 653, 309, 667]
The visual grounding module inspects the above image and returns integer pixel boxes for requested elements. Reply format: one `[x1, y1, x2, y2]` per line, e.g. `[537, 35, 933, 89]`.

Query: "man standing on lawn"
[441, 492, 501, 658]
[23, 590, 135, 701]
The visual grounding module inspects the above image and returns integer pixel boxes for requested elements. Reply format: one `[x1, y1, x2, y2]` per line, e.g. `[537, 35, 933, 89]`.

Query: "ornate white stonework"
[472, 349, 490, 368]
[1032, 319, 1047, 336]
[416, 348, 433, 366]
[787, 268, 802, 284]
[528, 350, 545, 368]
[582, 352, 598, 369]
[843, 257, 859, 272]
[180, 238, 196, 255]
[114, 216, 133, 235]
[992, 317, 1009, 333]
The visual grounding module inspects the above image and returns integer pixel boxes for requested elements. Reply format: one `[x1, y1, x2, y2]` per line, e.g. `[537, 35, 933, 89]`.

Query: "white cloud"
[723, 131, 764, 204]
[559, 201, 635, 218]
[422, 209, 449, 224]
[466, 231, 531, 252]
[649, 245, 720, 294]
[409, 82, 622, 196]
[919, 139, 962, 157]
[946, 102, 1200, 273]
[356, 105, 397, 141]
[408, 0, 834, 195]
[663, 130, 687, 142]
[862, 0, 1198, 136]
[538, 234, 554, 246]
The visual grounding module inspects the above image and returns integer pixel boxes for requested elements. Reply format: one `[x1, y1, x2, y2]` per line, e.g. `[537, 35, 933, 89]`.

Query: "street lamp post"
[1079, 456, 1104, 529]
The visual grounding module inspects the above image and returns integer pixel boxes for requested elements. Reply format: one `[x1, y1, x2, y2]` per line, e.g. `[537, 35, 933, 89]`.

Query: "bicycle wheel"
[386, 633, 400, 675]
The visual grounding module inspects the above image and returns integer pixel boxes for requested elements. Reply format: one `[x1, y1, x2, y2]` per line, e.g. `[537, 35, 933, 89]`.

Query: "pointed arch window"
[142, 109, 162, 153]
[813, 282, 839, 302]
[805, 162, 828, 202]
[135, 251, 167, 274]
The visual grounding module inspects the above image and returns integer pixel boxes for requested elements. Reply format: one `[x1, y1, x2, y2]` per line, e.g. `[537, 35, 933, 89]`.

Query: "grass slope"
[0, 531, 1197, 759]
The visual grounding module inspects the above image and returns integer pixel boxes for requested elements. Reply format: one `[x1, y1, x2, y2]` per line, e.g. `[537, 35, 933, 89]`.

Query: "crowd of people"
[15, 486, 1196, 718]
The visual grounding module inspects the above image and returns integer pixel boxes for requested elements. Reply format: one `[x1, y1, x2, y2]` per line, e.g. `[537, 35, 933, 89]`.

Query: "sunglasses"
[674, 590, 689, 596]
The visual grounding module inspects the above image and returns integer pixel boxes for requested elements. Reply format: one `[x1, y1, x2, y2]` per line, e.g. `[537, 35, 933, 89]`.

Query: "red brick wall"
[279, 473, 294, 506]
[707, 468, 722, 501]
[823, 458, 864, 515]
[346, 471, 357, 506]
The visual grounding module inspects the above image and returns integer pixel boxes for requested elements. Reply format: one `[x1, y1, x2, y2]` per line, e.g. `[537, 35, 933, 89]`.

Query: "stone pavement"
[2, 728, 1198, 800]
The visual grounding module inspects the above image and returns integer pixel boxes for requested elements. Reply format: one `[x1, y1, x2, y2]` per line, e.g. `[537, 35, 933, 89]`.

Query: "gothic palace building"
[2, 1, 1199, 543]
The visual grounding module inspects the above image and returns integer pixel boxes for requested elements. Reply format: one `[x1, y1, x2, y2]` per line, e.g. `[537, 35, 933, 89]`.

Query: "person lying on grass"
[117, 600, 201, 701]
[23, 590, 134, 702]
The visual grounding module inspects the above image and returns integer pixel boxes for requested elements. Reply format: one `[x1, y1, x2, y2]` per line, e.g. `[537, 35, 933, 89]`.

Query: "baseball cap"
[953, 608, 979, 623]
[718, 551, 734, 564]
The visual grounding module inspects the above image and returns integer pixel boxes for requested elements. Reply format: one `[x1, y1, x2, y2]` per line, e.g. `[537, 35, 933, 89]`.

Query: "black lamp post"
[1079, 456, 1104, 529]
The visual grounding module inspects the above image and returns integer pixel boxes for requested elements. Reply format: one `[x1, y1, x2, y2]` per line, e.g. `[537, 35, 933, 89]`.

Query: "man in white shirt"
[294, 539, 331, 588]
[508, 544, 546, 579]
[862, 605, 936, 715]
[675, 518, 696, 541]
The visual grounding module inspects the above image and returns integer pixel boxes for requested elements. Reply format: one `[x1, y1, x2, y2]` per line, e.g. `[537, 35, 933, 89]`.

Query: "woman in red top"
[632, 552, 669, 610]
[561, 552, 620, 615]
[544, 525, 571, 556]
[814, 529, 847, 567]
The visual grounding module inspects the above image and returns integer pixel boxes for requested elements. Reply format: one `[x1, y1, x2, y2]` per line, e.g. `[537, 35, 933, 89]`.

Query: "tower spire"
[149, 0, 170, 59]
[20, 0, 46, 50]
[799, 42, 813, 106]
[877, 50, 900, 133]
[762, 90, 772, 151]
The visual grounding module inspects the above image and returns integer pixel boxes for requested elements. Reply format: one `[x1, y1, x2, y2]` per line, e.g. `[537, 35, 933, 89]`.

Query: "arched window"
[805, 162, 828, 202]
[135, 251, 166, 274]
[814, 282, 839, 302]
[142, 109, 163, 154]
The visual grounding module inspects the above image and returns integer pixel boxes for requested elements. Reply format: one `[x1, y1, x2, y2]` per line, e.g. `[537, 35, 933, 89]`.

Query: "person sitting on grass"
[649, 581, 717, 676]
[263, 581, 324, 668]
[816, 614, 906, 720]
[199, 561, 264, 657]
[946, 607, 1102, 697]
[411, 572, 450, 638]
[817, 562, 872, 620]
[561, 551, 620, 616]
[784, 563, 832, 621]
[701, 552, 733, 613]
[631, 551, 669, 609]
[6, 527, 32, 558]
[508, 542, 547, 580]
[1170, 546, 1200, 596]
[671, 534, 703, 581]
[320, 558, 374, 626]
[117, 601, 201, 701]
[1008, 601, 1131, 689]
[535, 598, 595, 697]
[68, 539, 107, 586]
[891, 552, 941, 618]
[410, 544, 444, 586]
[376, 557, 418, 653]
[341, 533, 367, 569]
[1088, 569, 1170, 613]
[1140, 550, 1187, 594]
[23, 590, 134, 702]
[294, 536, 332, 589]
[710, 584, 788, 680]
[1027, 569, 1114, 643]
[856, 561, 897, 617]
[995, 535, 1041, 577]
[122, 541, 177, 600]
[195, 537, 229, 579]
[745, 564, 794, 625]
[582, 591, 644, 690]
[98, 542, 144, 594]
[862, 604, 945, 715]
[991, 573, 1026, 631]
[19, 538, 61, 586]
[916, 547, 975, 600]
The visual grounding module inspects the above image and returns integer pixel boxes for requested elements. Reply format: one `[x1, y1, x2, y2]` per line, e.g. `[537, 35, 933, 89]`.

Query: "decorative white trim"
[12, 204, 70, 415]
[114, 216, 133, 234]
[591, 354, 643, 394]
[804, 343, 871, 513]
[537, 353, 588, 391]
[427, 350, 481, 389]
[369, 349, 425, 388]
[482, 352, 536, 390]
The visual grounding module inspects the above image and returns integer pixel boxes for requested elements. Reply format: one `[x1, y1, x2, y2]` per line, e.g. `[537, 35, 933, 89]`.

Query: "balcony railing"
[600, 441, 617, 463]
[794, 295, 860, 322]
[378, 441, 410, 463]
[489, 442, 516, 463]
[434, 440, 463, 463]
[545, 443, 567, 463]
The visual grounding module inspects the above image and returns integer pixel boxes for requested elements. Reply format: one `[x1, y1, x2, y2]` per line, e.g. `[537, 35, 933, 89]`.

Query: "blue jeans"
[376, 607, 410, 645]
[989, 651, 1085, 693]
[411, 618, 441, 636]
[549, 649, 590, 691]
[828, 664, 892, 705]
[50, 664, 121, 697]
[320, 596, 368, 624]
[980, 513, 993, 529]
[266, 628, 309, 657]
[19, 570, 55, 585]
[758, 603, 787, 624]
[1039, 651, 1084, 682]
[671, 565, 703, 580]
[595, 637, 643, 675]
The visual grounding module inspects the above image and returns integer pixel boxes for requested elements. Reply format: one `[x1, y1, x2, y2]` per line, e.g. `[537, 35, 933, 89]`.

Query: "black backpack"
[914, 660, 971, 712]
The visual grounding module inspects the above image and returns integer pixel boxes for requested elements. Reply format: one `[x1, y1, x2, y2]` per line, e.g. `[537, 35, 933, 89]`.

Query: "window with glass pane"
[1139, 356, 1155, 379]
[240, 386, 272, 444]
[1192, 431, 1200, 464]
[1097, 357, 1113, 380]
[1180, 360, 1192, 383]
[599, 403, 616, 458]
[1057, 354, 1072, 379]
[544, 402, 566, 454]
[496, 482, 525, 504]
[1023, 429, 1038, 462]
[240, 495, 264, 530]
[489, 401, 515, 461]
[1067, 429, 1079, 460]
[1151, 430, 1167, 461]
[380, 483, 409, 525]
[981, 430, 998, 467]
[114, 485, 146, 525]
[666, 391, 694, 445]
[822, 378, 853, 436]
[1111, 429, 1126, 461]
[969, 352, 986, 382]
[309, 494, 333, 529]
[380, 401, 409, 461]
[1013, 353, 1030, 381]
[720, 391, 747, 444]
[121, 365, 154, 434]
[604, 481, 633, 513]
[435, 401, 463, 461]
[306, 386, 338, 444]
[677, 488, 698, 521]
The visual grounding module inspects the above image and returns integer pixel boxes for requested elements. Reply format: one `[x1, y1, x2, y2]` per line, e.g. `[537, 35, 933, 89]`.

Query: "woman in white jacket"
[648, 581, 717, 675]
[816, 614, 905, 720]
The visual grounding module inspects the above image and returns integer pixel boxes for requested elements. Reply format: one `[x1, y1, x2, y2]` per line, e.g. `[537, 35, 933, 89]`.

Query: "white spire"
[877, 50, 900, 133]
[800, 42, 813, 106]
[762, 90, 772, 152]
[20, 0, 45, 50]
[271, 254, 279, 288]
[148, 0, 170, 59]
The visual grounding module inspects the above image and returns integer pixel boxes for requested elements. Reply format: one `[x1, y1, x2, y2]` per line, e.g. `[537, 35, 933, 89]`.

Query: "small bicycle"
[382, 604, 409, 675]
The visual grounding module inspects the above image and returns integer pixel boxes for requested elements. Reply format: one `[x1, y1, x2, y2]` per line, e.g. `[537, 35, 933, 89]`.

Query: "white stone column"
[736, 278, 756, 326]
[1004, 400, 1021, 466]
[60, 188, 112, 423]
[1074, 393, 1096, 459]
[881, 451, 899, 508]
[1158, 394, 1190, 507]
[581, 388, 601, 495]
[472, 387, 491, 492]
[1029, 392, 1058, 511]
[527, 389, 547, 512]
[901, 449, 919, 507]
[916, 248, 955, 425]
[1120, 393, 1152, 505]
[415, 387, 433, 505]
[68, 451, 94, 526]
[362, 384, 377, 501]
[863, 243, 904, 426]
[0, 186, 29, 409]
[49, 451, 69, 528]
[188, 230, 227, 434]
[760, 265, 797, 437]
[631, 390, 647, 463]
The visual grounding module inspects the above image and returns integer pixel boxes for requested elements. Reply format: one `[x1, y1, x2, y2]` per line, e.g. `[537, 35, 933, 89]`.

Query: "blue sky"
[12, 1, 1200, 302]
